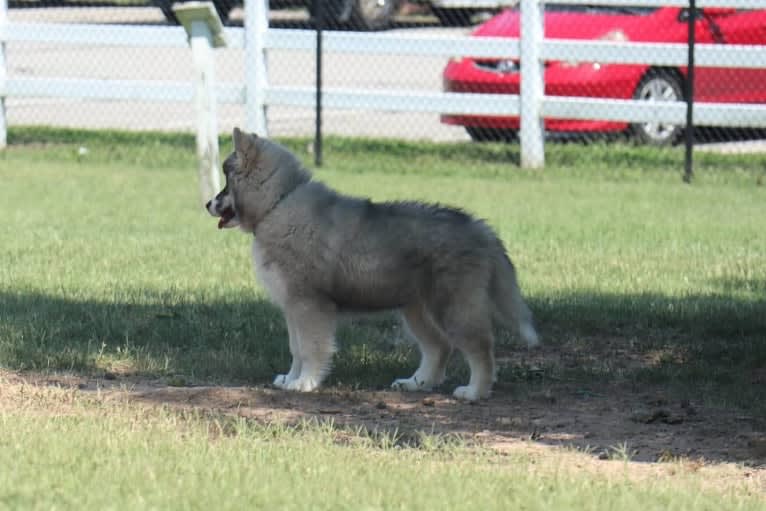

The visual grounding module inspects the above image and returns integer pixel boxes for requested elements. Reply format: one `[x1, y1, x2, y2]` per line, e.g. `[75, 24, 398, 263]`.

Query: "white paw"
[285, 376, 320, 392]
[391, 376, 433, 392]
[453, 385, 490, 401]
[273, 374, 291, 389]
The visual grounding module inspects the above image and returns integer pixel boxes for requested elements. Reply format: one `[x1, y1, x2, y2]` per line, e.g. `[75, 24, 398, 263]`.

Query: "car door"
[695, 9, 766, 102]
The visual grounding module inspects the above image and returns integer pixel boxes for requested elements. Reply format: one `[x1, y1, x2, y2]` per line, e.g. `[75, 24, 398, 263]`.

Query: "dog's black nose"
[205, 200, 211, 210]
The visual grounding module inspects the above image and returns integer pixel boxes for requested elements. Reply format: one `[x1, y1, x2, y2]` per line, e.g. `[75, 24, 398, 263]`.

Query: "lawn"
[1, 127, 764, 508]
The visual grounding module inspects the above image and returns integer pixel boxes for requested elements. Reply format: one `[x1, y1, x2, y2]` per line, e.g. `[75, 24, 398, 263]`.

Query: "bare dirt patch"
[139, 381, 765, 466]
[3, 367, 765, 498]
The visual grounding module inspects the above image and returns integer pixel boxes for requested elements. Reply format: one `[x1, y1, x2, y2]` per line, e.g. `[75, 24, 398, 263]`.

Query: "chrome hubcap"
[638, 78, 680, 141]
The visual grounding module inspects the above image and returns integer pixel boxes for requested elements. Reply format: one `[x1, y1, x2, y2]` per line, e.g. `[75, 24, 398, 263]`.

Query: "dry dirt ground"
[2, 367, 765, 497]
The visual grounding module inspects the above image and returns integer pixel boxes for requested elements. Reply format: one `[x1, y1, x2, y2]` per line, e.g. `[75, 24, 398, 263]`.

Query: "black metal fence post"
[314, 0, 324, 167]
[684, 0, 696, 183]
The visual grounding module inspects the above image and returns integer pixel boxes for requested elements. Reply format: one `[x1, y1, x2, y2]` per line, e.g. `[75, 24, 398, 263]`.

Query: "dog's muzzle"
[206, 197, 238, 229]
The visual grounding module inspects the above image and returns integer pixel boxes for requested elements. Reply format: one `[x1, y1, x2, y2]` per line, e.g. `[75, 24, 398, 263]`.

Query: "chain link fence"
[4, 0, 245, 134]
[2, 1, 766, 152]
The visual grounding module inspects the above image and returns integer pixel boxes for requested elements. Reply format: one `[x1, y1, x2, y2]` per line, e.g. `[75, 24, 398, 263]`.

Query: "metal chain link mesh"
[4, 1, 766, 150]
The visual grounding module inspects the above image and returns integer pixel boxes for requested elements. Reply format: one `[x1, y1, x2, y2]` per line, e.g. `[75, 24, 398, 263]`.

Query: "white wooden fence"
[1, 0, 765, 169]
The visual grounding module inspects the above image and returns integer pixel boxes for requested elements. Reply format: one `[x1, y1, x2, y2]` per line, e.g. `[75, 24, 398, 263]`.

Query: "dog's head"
[206, 128, 309, 232]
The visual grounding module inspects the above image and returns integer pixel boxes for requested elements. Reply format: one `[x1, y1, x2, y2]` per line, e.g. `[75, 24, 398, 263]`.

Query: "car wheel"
[630, 70, 684, 146]
[466, 127, 517, 143]
[349, 0, 399, 30]
[431, 7, 476, 27]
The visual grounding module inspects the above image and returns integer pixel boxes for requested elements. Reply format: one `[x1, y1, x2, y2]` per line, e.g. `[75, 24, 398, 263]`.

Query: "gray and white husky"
[206, 128, 539, 401]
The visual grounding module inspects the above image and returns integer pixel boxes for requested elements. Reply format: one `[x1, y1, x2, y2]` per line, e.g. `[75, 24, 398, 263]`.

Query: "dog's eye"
[222, 155, 239, 176]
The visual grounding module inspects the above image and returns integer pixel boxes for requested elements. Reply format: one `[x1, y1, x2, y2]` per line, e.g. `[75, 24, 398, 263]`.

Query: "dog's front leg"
[273, 316, 302, 388]
[281, 301, 337, 392]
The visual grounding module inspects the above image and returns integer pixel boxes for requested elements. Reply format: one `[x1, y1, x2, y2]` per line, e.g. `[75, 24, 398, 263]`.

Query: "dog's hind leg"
[391, 302, 452, 393]
[438, 291, 496, 401]
[283, 299, 337, 393]
[452, 334, 495, 401]
[273, 317, 302, 389]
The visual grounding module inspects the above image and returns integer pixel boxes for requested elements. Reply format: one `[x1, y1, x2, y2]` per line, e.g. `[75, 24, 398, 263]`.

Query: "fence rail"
[1, 77, 245, 104]
[265, 28, 766, 68]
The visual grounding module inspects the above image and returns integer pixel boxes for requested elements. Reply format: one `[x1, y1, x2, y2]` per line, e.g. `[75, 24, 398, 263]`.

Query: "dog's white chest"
[251, 239, 289, 307]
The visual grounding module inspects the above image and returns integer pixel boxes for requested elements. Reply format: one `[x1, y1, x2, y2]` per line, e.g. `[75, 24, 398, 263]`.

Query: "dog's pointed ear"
[233, 128, 258, 155]
[232, 127, 245, 151]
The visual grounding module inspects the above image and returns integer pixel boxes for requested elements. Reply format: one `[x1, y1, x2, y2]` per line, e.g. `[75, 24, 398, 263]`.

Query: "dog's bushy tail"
[491, 249, 539, 348]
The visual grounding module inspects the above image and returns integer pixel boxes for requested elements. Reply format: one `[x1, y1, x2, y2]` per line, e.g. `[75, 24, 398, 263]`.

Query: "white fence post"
[190, 21, 222, 204]
[520, 0, 545, 168]
[245, 0, 269, 136]
[0, 0, 8, 149]
[175, 2, 226, 205]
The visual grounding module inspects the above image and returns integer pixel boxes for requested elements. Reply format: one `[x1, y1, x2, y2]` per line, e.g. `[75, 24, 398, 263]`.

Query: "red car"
[442, 6, 766, 145]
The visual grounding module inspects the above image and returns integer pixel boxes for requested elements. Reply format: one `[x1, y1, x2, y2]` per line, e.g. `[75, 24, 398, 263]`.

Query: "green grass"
[2, 127, 765, 508]
[2, 127, 764, 400]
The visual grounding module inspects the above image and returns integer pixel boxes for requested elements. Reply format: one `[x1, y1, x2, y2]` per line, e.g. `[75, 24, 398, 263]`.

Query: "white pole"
[0, 0, 8, 149]
[244, 0, 269, 136]
[190, 20, 221, 204]
[520, 0, 544, 168]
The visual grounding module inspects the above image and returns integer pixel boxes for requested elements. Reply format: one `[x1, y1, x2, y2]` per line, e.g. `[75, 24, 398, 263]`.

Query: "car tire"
[431, 7, 476, 27]
[213, 0, 233, 23]
[158, 0, 179, 24]
[630, 69, 684, 146]
[466, 127, 517, 143]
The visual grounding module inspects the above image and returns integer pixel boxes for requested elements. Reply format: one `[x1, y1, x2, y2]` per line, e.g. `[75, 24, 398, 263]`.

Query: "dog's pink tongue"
[218, 218, 226, 229]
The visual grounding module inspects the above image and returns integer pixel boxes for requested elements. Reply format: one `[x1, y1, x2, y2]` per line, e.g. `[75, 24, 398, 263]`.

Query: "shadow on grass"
[0, 290, 288, 382]
[2, 287, 764, 394]
[527, 289, 766, 403]
[3, 289, 765, 464]
[0, 290, 413, 387]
